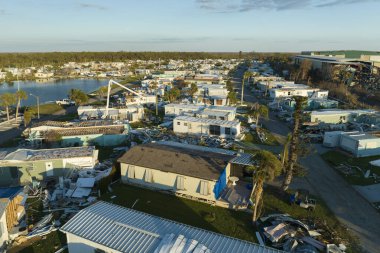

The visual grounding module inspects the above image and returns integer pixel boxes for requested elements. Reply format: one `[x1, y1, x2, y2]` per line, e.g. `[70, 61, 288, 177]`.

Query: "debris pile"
[257, 214, 347, 253]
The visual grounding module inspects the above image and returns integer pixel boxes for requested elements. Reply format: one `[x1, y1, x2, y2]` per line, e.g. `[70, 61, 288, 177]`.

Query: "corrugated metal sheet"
[61, 201, 284, 253]
[230, 153, 255, 166]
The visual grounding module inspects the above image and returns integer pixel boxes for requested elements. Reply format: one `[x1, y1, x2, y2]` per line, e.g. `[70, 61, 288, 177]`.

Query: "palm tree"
[0, 93, 16, 122]
[249, 150, 282, 223]
[241, 71, 251, 104]
[281, 133, 292, 166]
[15, 90, 28, 123]
[249, 103, 269, 129]
[282, 96, 307, 191]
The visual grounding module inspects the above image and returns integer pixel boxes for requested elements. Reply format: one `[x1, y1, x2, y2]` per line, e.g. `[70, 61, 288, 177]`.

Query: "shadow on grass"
[100, 183, 257, 243]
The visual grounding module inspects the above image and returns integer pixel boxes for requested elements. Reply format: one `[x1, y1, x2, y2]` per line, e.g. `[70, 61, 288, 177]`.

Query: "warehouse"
[173, 116, 241, 139]
[0, 146, 98, 186]
[61, 201, 284, 253]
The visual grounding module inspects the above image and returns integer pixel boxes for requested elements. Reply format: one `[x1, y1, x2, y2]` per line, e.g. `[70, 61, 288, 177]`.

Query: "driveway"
[233, 68, 380, 253]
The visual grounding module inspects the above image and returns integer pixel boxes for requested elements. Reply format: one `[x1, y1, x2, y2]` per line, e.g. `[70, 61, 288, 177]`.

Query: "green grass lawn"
[100, 183, 257, 243]
[29, 104, 63, 115]
[243, 129, 279, 146]
[321, 150, 380, 185]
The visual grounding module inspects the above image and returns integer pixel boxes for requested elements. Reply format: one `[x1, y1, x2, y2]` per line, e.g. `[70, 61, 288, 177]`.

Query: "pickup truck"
[55, 99, 75, 105]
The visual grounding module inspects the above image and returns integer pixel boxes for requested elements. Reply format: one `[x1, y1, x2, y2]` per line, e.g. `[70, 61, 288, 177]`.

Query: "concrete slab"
[354, 184, 380, 203]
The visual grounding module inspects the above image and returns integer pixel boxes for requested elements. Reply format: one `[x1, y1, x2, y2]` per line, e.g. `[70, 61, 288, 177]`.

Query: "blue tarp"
[213, 168, 227, 199]
[0, 186, 23, 199]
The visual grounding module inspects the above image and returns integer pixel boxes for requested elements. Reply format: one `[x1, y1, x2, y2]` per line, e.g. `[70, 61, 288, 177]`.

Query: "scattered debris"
[258, 214, 346, 253]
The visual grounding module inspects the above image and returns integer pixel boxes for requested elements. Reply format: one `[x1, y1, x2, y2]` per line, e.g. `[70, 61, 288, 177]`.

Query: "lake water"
[0, 79, 108, 106]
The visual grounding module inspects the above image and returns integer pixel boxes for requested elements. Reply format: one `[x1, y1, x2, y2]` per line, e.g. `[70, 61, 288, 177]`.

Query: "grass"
[321, 150, 380, 185]
[100, 183, 257, 243]
[53, 113, 78, 122]
[243, 129, 279, 146]
[29, 104, 63, 115]
[263, 185, 361, 253]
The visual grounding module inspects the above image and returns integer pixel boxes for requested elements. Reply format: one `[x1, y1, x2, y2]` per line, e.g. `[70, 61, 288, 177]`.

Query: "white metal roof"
[175, 116, 240, 127]
[310, 109, 376, 116]
[1, 146, 96, 162]
[61, 201, 284, 253]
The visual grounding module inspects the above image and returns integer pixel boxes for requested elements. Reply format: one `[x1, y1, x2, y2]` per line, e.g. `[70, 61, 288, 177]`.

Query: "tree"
[164, 88, 180, 103]
[44, 130, 62, 147]
[188, 83, 198, 100]
[69, 89, 88, 105]
[23, 108, 35, 127]
[249, 150, 282, 222]
[241, 71, 252, 104]
[281, 133, 292, 166]
[226, 80, 233, 92]
[249, 104, 269, 129]
[227, 91, 238, 105]
[96, 86, 108, 99]
[282, 96, 307, 191]
[15, 90, 28, 123]
[0, 93, 16, 121]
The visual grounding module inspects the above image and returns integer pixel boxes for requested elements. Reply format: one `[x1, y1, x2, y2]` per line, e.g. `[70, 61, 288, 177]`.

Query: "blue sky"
[1, 0, 380, 52]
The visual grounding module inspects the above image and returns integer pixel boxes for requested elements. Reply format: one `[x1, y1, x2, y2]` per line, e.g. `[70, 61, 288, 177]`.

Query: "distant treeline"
[0, 51, 296, 68]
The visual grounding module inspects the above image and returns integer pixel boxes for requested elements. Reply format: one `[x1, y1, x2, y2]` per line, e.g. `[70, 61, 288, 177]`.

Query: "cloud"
[79, 3, 107, 11]
[196, 0, 379, 12]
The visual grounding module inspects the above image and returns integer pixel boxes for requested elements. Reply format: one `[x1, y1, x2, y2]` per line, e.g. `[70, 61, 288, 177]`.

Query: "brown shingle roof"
[118, 143, 232, 181]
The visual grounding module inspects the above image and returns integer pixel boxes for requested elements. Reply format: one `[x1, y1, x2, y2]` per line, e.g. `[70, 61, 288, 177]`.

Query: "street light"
[29, 93, 40, 119]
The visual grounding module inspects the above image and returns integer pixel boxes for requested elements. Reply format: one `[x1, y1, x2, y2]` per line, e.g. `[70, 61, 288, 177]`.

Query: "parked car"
[56, 99, 75, 105]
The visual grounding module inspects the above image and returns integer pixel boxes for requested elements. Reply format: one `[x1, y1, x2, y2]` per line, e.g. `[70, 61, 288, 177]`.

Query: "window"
[220, 117, 225, 120]
[144, 169, 152, 183]
[184, 123, 188, 126]
[209, 125, 221, 135]
[188, 124, 192, 129]
[199, 181, 209, 195]
[177, 122, 181, 125]
[208, 115, 217, 120]
[128, 165, 135, 179]
[225, 127, 231, 135]
[176, 176, 185, 190]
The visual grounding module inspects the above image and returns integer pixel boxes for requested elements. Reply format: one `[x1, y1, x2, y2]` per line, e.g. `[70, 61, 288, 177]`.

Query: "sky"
[1, 0, 380, 52]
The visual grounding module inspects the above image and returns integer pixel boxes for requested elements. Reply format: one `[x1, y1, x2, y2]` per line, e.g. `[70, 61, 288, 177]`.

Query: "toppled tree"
[282, 96, 307, 191]
[249, 150, 282, 223]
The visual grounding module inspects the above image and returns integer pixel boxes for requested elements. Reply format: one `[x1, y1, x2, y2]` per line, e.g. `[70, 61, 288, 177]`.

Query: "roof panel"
[61, 201, 285, 253]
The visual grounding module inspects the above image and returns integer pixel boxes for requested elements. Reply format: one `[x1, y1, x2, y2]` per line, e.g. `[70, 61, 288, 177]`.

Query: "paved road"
[232, 67, 380, 253]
